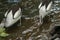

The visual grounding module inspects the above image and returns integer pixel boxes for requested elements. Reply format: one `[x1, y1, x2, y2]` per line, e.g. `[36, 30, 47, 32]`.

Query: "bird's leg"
[40, 16, 43, 25]
[20, 12, 22, 26]
[20, 17, 21, 26]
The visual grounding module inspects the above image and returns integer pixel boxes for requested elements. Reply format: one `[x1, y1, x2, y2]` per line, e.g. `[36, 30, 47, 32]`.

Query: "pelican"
[1, 5, 21, 27]
[38, 0, 54, 24]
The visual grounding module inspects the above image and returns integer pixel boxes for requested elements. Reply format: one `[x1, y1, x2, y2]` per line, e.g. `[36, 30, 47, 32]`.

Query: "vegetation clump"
[0, 27, 9, 37]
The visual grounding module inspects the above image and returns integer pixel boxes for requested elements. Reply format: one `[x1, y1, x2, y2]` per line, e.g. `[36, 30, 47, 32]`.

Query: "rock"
[27, 37, 33, 40]
[55, 38, 60, 40]
[37, 34, 48, 40]
[9, 39, 12, 40]
[22, 29, 32, 34]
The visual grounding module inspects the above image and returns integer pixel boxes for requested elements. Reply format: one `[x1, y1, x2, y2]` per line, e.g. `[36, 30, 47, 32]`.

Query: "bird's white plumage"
[39, 5, 47, 24]
[38, 2, 42, 9]
[39, 5, 46, 18]
[39, 1, 53, 24]
[4, 8, 21, 27]
[46, 1, 52, 11]
[5, 10, 13, 27]
[14, 8, 21, 19]
[5, 10, 8, 17]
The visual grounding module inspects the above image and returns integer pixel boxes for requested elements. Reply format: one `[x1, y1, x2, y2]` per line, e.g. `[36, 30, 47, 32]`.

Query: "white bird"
[38, 0, 54, 24]
[3, 5, 21, 27]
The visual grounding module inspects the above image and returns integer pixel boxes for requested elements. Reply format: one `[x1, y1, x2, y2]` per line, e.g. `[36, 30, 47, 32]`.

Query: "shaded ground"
[0, 17, 51, 40]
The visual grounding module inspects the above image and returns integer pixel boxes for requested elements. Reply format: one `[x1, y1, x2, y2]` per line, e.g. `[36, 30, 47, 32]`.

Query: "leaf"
[0, 32, 9, 37]
[0, 27, 5, 33]
[0, 27, 9, 37]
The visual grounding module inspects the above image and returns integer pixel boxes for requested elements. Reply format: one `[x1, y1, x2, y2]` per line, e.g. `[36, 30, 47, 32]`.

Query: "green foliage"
[0, 27, 5, 33]
[0, 32, 9, 37]
[0, 27, 9, 37]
